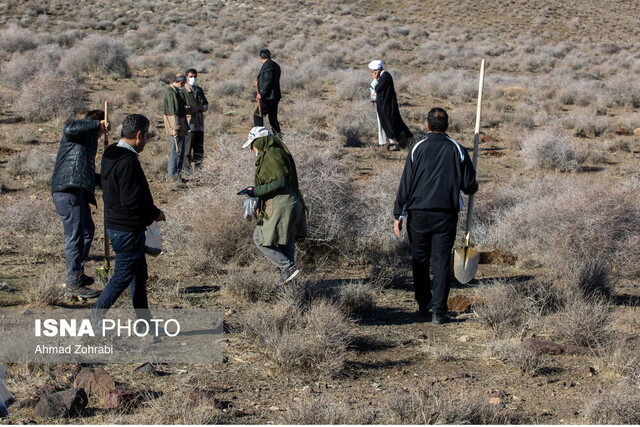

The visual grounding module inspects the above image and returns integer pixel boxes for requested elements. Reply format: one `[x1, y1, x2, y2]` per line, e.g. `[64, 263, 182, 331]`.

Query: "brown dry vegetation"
[1, 0, 640, 424]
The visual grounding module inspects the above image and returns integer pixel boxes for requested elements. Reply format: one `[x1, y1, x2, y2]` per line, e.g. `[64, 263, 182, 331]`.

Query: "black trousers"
[407, 209, 458, 315]
[185, 130, 204, 170]
[253, 99, 281, 135]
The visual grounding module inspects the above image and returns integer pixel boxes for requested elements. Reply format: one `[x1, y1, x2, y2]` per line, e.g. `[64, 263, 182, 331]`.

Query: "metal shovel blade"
[454, 246, 480, 284]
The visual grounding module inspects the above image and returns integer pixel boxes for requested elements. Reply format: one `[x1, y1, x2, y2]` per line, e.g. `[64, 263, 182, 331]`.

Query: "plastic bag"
[145, 222, 162, 256]
[243, 195, 259, 220]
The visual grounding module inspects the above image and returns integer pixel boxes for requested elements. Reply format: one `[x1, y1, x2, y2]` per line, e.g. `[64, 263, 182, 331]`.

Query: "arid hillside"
[0, 0, 639, 424]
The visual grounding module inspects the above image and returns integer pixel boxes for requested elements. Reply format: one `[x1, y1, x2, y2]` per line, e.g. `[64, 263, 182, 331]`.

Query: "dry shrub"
[143, 391, 221, 424]
[561, 259, 613, 301]
[0, 44, 63, 84]
[59, 34, 130, 79]
[549, 295, 613, 348]
[519, 126, 581, 171]
[6, 147, 55, 187]
[14, 73, 86, 122]
[422, 338, 457, 362]
[221, 266, 279, 303]
[0, 24, 48, 56]
[338, 280, 376, 315]
[0, 196, 57, 234]
[164, 188, 254, 273]
[24, 271, 63, 307]
[489, 177, 640, 278]
[487, 339, 545, 375]
[474, 279, 558, 337]
[281, 394, 376, 424]
[242, 298, 351, 376]
[583, 384, 640, 424]
[384, 384, 514, 424]
[333, 101, 377, 147]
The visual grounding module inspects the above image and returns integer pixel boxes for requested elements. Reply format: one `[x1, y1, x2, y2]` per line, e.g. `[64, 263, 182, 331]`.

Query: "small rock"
[579, 366, 597, 377]
[634, 128, 640, 136]
[489, 397, 501, 405]
[18, 399, 39, 409]
[134, 363, 156, 374]
[269, 406, 280, 411]
[104, 390, 137, 411]
[564, 381, 575, 388]
[74, 368, 116, 401]
[188, 390, 218, 408]
[458, 335, 471, 342]
[34, 388, 88, 418]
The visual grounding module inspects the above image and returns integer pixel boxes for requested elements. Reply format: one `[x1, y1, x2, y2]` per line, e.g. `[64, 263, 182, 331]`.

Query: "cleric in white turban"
[368, 59, 412, 149]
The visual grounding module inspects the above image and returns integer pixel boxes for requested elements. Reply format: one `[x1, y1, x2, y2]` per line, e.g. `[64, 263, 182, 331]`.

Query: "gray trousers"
[53, 191, 95, 286]
[253, 227, 295, 272]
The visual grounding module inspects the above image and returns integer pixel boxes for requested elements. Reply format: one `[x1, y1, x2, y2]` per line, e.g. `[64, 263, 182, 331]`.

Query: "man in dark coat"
[253, 49, 282, 135]
[92, 114, 165, 320]
[369, 59, 413, 149]
[394, 108, 477, 324]
[51, 110, 110, 298]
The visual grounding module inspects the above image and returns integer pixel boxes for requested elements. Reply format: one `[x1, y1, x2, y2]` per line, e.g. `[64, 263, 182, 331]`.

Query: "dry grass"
[583, 384, 640, 424]
[487, 339, 546, 375]
[23, 271, 64, 307]
[519, 126, 582, 171]
[384, 384, 515, 424]
[549, 295, 613, 348]
[14, 72, 86, 122]
[280, 394, 376, 424]
[242, 298, 351, 376]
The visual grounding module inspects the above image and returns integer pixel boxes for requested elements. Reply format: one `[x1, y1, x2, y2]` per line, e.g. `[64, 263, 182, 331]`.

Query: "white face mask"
[188, 77, 197, 86]
[255, 150, 259, 157]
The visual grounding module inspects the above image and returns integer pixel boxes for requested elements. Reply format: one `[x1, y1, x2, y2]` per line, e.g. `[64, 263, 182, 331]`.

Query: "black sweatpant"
[407, 209, 458, 315]
[253, 99, 281, 135]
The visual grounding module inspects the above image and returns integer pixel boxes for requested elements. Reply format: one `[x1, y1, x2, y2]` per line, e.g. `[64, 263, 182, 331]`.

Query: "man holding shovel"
[393, 108, 477, 324]
[92, 114, 165, 320]
[51, 110, 110, 299]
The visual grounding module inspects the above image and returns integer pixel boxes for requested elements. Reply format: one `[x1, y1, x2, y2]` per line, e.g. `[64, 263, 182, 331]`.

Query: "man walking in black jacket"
[51, 110, 110, 298]
[394, 108, 478, 324]
[253, 49, 282, 135]
[93, 114, 165, 319]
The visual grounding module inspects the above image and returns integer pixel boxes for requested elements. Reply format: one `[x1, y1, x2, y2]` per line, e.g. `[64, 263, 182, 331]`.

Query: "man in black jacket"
[51, 110, 110, 298]
[394, 108, 478, 324]
[253, 49, 282, 135]
[92, 114, 165, 319]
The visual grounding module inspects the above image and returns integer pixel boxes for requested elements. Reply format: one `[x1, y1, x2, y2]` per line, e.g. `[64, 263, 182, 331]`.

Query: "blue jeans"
[52, 191, 95, 286]
[92, 229, 149, 319]
[167, 135, 185, 177]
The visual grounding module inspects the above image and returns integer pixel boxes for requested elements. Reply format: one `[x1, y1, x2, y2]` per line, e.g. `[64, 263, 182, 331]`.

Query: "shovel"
[454, 59, 485, 284]
[96, 101, 111, 280]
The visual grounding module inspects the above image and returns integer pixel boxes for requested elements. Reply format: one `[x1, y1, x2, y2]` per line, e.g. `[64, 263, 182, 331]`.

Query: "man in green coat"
[241, 126, 307, 284]
[183, 68, 209, 172]
[163, 74, 189, 180]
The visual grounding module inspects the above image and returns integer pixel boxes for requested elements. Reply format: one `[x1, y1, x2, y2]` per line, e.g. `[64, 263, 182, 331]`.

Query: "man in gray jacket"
[51, 110, 110, 298]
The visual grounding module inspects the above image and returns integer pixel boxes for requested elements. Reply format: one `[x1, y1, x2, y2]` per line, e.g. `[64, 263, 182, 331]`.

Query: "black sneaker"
[432, 313, 451, 324]
[65, 284, 100, 299]
[80, 274, 95, 286]
[281, 265, 300, 284]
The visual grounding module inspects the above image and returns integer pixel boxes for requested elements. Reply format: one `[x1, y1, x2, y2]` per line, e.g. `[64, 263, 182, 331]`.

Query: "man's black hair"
[427, 107, 448, 132]
[185, 68, 197, 76]
[85, 110, 105, 121]
[121, 114, 150, 139]
[259, 49, 271, 59]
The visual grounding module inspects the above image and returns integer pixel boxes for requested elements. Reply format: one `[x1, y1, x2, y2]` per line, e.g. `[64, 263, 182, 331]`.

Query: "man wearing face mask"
[163, 73, 189, 181]
[183, 68, 209, 173]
